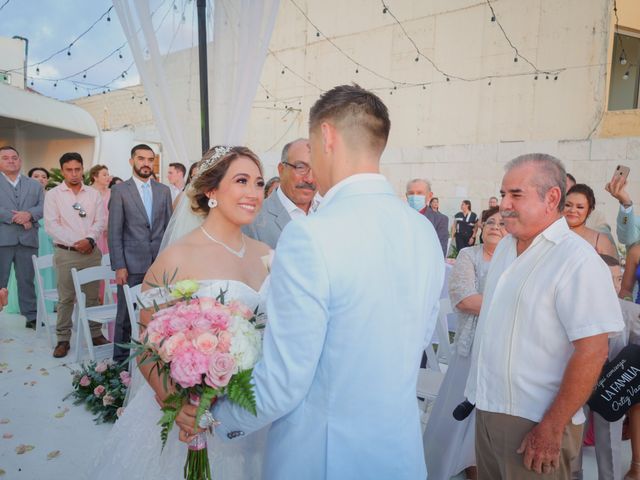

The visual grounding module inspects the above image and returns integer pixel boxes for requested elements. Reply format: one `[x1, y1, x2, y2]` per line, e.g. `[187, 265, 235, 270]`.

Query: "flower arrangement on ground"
[67, 360, 130, 424]
[129, 278, 262, 480]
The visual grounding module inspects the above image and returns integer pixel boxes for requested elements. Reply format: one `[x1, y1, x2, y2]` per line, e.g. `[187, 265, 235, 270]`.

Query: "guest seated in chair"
[423, 206, 506, 480]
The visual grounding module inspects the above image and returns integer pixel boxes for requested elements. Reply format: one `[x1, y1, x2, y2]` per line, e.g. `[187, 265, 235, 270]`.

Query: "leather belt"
[55, 243, 79, 252]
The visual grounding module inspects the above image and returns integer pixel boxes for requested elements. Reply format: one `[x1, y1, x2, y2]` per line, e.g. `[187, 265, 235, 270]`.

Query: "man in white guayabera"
[465, 153, 624, 479]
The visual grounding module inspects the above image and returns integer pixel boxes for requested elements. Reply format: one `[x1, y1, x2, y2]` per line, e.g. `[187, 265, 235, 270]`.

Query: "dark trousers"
[112, 272, 145, 362]
[0, 245, 38, 321]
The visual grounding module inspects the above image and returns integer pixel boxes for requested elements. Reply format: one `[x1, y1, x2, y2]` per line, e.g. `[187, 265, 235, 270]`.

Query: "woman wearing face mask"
[423, 207, 506, 480]
[564, 184, 617, 257]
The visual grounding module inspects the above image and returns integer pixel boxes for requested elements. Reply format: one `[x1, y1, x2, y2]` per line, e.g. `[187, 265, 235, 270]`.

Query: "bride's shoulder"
[245, 236, 271, 257]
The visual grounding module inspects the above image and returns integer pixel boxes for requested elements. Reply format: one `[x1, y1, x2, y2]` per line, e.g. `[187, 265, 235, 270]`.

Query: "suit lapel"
[268, 194, 291, 231]
[0, 174, 18, 209]
[126, 178, 149, 222]
[150, 180, 164, 225]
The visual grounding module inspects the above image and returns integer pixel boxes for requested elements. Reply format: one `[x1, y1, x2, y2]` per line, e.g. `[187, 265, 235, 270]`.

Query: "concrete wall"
[0, 37, 26, 89]
[69, 0, 640, 244]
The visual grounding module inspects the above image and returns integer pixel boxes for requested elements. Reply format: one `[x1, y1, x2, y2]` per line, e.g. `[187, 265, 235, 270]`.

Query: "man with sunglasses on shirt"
[44, 152, 108, 358]
[243, 138, 318, 248]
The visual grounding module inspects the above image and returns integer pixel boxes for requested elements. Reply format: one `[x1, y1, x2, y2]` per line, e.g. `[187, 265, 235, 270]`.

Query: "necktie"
[142, 182, 152, 226]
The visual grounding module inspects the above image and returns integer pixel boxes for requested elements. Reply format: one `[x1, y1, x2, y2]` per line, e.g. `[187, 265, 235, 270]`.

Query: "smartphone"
[613, 164, 630, 182]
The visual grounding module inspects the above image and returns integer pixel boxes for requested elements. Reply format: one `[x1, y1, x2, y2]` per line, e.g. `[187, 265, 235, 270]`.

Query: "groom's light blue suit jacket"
[214, 175, 444, 479]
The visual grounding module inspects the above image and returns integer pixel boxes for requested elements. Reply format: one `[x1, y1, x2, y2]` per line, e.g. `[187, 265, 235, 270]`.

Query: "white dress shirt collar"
[276, 186, 307, 219]
[132, 175, 152, 200]
[318, 173, 386, 211]
[1, 172, 20, 188]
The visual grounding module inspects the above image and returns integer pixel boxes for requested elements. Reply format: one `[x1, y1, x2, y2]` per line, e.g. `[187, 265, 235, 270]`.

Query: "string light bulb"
[36, 67, 40, 75]
[382, 7, 387, 14]
[491, 15, 496, 22]
[619, 54, 627, 65]
[623, 70, 630, 80]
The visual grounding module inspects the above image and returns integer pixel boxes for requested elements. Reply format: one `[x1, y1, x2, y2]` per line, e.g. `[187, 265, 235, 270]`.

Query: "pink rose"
[208, 311, 230, 330]
[167, 315, 189, 336]
[217, 331, 232, 353]
[95, 361, 109, 373]
[170, 348, 209, 388]
[119, 371, 131, 387]
[116, 407, 125, 417]
[194, 332, 219, 356]
[228, 300, 254, 320]
[159, 331, 188, 363]
[205, 352, 237, 388]
[93, 385, 106, 397]
[102, 394, 115, 406]
[79, 375, 91, 387]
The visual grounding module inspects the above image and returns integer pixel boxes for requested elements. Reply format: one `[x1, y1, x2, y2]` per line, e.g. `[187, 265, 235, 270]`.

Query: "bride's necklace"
[200, 226, 246, 258]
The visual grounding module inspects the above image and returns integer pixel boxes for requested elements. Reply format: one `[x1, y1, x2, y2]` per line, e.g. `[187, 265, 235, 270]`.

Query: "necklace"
[200, 226, 246, 258]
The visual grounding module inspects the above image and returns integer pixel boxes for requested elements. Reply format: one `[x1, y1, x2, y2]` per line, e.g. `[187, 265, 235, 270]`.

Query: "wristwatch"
[86, 237, 96, 248]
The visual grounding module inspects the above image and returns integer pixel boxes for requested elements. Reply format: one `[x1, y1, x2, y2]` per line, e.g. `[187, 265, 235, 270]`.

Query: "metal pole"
[197, 0, 210, 154]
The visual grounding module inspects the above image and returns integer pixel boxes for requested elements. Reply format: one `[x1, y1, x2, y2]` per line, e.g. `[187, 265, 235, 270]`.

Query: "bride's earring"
[208, 197, 218, 209]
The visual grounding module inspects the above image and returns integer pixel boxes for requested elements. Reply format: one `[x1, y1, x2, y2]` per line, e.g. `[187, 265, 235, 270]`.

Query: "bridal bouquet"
[130, 279, 262, 480]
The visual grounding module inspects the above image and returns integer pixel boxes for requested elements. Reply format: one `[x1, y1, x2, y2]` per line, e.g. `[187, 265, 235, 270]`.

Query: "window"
[608, 31, 640, 111]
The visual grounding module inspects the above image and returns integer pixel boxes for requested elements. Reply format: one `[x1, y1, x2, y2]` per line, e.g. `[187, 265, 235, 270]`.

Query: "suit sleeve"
[164, 188, 173, 231]
[26, 184, 44, 222]
[437, 215, 449, 257]
[617, 206, 640, 247]
[108, 187, 126, 270]
[213, 220, 330, 439]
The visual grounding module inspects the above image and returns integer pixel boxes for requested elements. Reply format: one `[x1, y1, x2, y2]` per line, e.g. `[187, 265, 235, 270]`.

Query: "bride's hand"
[176, 403, 204, 443]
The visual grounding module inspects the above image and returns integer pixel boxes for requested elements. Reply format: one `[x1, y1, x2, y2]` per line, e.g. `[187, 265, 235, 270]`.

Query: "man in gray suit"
[108, 144, 172, 362]
[406, 178, 449, 257]
[0, 146, 44, 328]
[243, 138, 316, 248]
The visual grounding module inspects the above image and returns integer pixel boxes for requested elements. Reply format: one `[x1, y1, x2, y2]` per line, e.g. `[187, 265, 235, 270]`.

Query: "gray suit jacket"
[617, 205, 640, 247]
[423, 207, 449, 257]
[0, 174, 44, 248]
[242, 190, 291, 249]
[108, 178, 173, 274]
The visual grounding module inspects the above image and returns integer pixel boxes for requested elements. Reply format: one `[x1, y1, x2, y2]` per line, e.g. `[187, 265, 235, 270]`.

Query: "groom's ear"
[320, 122, 335, 155]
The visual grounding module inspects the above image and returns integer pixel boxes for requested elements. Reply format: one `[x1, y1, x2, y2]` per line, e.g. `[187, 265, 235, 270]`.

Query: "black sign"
[588, 344, 640, 422]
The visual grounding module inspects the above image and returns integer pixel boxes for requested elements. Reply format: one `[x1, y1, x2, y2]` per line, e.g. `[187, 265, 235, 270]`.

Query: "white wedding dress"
[89, 280, 269, 480]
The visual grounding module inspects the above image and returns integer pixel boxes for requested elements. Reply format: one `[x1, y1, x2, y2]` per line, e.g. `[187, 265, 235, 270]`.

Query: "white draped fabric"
[113, 0, 280, 162]
[210, 0, 280, 145]
[112, 0, 190, 165]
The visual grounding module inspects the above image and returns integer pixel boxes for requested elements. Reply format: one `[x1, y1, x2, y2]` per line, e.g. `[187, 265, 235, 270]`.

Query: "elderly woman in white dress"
[423, 206, 506, 480]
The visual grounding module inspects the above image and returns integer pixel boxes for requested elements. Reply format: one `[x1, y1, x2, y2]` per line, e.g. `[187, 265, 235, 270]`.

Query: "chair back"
[101, 253, 111, 267]
[123, 283, 143, 341]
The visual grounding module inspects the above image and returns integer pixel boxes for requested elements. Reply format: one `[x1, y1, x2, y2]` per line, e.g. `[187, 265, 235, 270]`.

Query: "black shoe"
[25, 320, 36, 330]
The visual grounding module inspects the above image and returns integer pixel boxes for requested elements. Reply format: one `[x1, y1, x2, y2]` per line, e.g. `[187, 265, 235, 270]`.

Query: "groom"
[178, 85, 444, 479]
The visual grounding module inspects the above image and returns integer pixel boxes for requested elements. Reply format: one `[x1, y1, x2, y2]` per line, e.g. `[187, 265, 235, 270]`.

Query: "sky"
[0, 0, 207, 101]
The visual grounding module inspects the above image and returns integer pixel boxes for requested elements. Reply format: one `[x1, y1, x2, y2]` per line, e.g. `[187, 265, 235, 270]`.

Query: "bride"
[91, 146, 271, 479]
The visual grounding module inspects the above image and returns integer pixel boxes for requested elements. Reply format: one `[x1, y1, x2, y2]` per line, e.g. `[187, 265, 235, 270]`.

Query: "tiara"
[195, 146, 232, 179]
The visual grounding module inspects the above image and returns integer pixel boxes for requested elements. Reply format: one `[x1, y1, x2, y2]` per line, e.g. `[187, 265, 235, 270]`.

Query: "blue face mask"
[407, 195, 426, 211]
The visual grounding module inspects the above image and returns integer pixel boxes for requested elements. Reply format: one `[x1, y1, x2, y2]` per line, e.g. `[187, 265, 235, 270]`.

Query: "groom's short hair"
[309, 84, 390, 154]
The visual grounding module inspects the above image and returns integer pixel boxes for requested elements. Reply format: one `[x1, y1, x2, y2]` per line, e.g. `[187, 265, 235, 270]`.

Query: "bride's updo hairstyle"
[190, 145, 263, 215]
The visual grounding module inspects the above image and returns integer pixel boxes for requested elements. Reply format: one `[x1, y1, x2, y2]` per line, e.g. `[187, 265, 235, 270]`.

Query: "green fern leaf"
[226, 369, 257, 415]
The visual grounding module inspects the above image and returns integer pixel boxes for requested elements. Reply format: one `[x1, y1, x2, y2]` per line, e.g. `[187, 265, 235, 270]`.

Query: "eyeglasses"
[72, 202, 87, 218]
[485, 219, 505, 228]
[282, 161, 311, 176]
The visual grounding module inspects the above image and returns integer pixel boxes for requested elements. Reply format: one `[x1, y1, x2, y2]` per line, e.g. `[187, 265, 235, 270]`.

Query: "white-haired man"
[466, 153, 624, 479]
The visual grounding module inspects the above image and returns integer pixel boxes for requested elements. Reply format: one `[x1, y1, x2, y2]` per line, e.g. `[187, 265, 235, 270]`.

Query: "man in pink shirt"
[44, 152, 109, 358]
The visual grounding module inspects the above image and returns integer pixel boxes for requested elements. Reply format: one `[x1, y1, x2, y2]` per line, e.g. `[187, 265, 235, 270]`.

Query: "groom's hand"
[176, 403, 205, 443]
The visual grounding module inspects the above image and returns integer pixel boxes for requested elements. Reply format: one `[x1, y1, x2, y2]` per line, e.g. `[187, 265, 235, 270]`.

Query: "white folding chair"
[123, 283, 143, 374]
[123, 283, 143, 342]
[71, 265, 117, 362]
[32, 254, 59, 347]
[435, 298, 453, 365]
[100, 254, 116, 305]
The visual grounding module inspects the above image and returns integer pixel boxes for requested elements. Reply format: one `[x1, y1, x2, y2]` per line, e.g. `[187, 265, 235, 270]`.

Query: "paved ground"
[0, 312, 630, 479]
